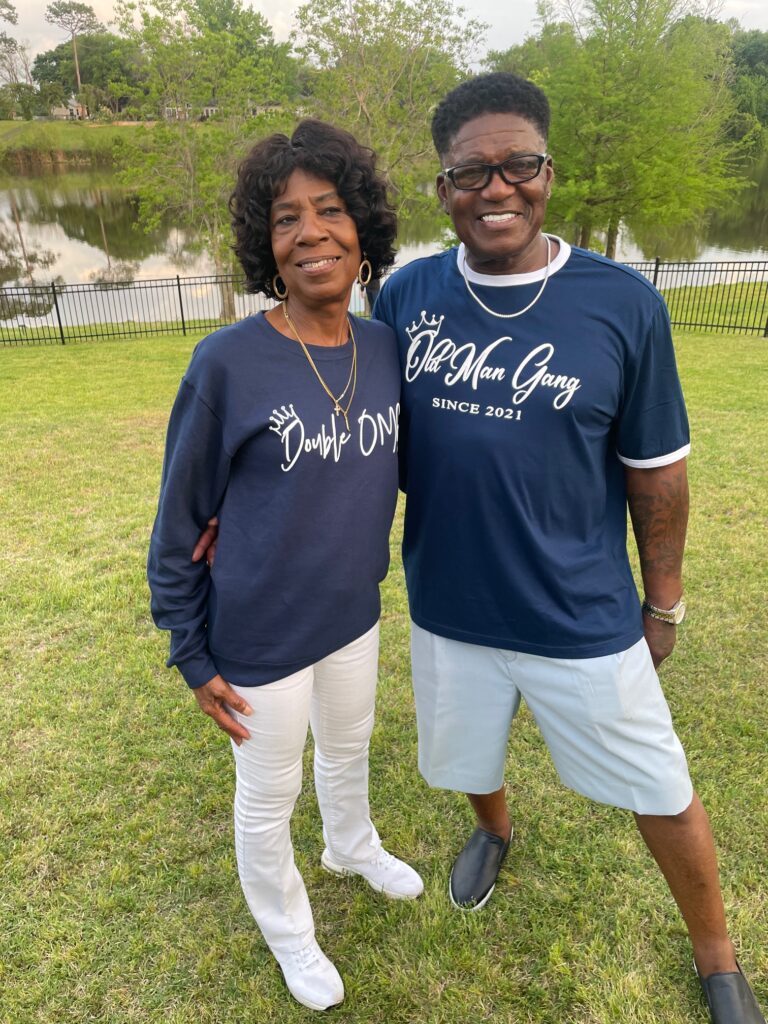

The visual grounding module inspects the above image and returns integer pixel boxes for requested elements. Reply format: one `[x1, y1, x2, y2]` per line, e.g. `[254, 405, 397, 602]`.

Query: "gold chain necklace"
[282, 302, 358, 431]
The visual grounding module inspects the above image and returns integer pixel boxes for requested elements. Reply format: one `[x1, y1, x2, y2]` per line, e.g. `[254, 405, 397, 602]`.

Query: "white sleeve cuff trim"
[618, 443, 691, 468]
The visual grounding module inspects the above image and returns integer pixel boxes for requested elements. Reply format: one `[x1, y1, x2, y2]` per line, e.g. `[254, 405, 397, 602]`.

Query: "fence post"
[652, 257, 661, 287]
[176, 275, 187, 336]
[763, 315, 768, 339]
[51, 281, 65, 345]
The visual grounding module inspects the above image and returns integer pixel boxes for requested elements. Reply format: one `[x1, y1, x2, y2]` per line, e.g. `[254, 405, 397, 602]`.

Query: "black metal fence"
[629, 258, 768, 335]
[1, 260, 767, 347]
[0, 274, 371, 347]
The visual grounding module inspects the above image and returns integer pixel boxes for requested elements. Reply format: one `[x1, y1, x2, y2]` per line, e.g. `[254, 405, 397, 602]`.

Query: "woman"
[147, 119, 423, 1013]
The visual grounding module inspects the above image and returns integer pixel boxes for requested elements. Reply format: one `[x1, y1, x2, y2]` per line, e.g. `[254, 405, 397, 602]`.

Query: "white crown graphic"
[406, 311, 444, 339]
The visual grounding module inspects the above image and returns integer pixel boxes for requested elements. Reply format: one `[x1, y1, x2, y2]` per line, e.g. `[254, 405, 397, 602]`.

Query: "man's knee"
[634, 792, 698, 825]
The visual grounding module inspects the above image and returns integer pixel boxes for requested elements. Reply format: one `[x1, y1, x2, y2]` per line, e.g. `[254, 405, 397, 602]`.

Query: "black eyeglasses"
[443, 153, 548, 191]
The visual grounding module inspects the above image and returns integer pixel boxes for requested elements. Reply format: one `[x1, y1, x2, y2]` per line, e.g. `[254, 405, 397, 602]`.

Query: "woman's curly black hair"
[431, 72, 551, 161]
[230, 119, 397, 297]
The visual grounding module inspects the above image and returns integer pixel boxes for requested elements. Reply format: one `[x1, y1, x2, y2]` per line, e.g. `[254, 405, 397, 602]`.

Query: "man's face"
[436, 112, 554, 275]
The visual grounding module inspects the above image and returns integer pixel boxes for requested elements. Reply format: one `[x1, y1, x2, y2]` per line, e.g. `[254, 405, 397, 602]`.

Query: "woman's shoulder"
[183, 315, 273, 404]
[187, 313, 270, 371]
[195, 313, 269, 357]
[349, 313, 397, 345]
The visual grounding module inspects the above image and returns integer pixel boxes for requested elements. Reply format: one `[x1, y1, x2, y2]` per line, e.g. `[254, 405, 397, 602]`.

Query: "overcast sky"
[12, 0, 768, 60]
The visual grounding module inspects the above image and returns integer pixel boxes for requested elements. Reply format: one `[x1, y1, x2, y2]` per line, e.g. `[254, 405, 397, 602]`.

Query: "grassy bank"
[0, 331, 766, 1023]
[0, 120, 144, 170]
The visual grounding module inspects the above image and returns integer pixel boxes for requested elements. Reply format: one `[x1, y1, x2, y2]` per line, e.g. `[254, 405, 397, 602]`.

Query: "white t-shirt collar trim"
[456, 235, 571, 286]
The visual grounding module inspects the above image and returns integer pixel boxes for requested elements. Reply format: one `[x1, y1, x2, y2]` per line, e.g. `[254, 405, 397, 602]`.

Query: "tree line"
[1, 0, 767, 264]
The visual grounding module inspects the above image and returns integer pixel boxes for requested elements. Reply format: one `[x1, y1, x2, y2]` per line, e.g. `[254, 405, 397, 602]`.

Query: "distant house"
[162, 101, 220, 121]
[50, 97, 87, 120]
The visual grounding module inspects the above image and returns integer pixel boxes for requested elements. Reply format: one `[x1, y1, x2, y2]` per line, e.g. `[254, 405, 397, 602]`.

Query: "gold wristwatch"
[642, 596, 686, 625]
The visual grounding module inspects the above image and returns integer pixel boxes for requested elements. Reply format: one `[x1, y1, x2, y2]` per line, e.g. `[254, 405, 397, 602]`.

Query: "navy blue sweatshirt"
[147, 312, 400, 687]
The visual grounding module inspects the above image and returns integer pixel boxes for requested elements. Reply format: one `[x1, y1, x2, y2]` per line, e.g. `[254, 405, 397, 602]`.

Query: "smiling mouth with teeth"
[480, 212, 521, 222]
[298, 257, 340, 269]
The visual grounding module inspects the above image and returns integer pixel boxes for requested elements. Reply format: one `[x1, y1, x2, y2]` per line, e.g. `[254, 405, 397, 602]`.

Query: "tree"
[0, 81, 38, 118]
[294, 0, 487, 209]
[191, 0, 271, 48]
[45, 1, 102, 93]
[488, 0, 746, 258]
[0, 1, 16, 25]
[114, 0, 198, 118]
[32, 32, 143, 115]
[114, 0, 297, 315]
[0, 31, 33, 87]
[189, 0, 301, 102]
[730, 28, 768, 138]
[114, 0, 296, 119]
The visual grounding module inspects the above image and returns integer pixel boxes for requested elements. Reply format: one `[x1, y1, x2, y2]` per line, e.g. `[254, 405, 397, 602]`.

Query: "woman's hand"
[192, 516, 219, 567]
[193, 674, 252, 746]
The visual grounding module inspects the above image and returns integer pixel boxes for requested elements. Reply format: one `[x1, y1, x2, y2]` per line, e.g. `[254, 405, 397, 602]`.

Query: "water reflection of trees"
[0, 240, 60, 318]
[85, 190, 140, 285]
[398, 200, 451, 248]
[20, 186, 163, 264]
[626, 219, 710, 262]
[0, 176, 180, 289]
[2, 163, 766, 292]
[624, 156, 768, 260]
[1, 175, 243, 322]
[0, 206, 56, 284]
[705, 153, 768, 255]
[0, 192, 61, 318]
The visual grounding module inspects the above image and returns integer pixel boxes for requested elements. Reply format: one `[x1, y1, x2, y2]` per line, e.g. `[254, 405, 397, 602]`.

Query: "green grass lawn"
[1, 331, 766, 1023]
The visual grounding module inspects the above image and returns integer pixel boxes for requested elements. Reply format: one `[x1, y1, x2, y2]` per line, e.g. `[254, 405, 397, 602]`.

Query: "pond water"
[1, 157, 767, 291]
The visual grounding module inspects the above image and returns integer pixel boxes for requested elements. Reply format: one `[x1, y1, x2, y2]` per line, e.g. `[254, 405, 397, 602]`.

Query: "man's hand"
[642, 613, 677, 669]
[192, 516, 219, 567]
[192, 674, 252, 745]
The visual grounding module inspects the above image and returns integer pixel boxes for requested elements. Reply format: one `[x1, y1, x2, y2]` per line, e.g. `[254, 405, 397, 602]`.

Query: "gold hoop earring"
[272, 274, 288, 300]
[357, 258, 373, 287]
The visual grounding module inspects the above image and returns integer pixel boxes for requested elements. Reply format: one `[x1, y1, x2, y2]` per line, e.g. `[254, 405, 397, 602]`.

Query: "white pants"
[228, 623, 381, 954]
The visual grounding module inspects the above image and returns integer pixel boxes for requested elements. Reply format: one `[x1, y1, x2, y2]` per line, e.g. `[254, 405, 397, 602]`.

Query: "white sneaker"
[273, 940, 344, 1011]
[321, 846, 424, 900]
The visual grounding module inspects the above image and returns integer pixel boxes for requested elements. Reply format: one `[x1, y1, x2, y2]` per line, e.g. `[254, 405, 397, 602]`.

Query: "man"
[372, 72, 764, 1024]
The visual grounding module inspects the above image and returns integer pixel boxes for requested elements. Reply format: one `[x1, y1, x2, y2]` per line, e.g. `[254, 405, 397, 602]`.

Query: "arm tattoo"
[626, 464, 689, 579]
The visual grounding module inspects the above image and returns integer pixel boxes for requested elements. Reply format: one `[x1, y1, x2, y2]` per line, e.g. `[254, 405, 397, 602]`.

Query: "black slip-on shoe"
[697, 961, 766, 1024]
[448, 826, 511, 911]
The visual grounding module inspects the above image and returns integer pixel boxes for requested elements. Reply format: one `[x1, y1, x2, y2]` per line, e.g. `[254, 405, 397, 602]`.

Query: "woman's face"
[270, 169, 362, 308]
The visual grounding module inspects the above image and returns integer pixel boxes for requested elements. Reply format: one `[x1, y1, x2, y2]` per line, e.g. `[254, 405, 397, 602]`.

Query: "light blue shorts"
[410, 624, 693, 816]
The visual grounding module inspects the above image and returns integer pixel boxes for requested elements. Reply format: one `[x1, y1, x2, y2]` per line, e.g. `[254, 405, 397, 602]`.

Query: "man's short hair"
[431, 72, 551, 160]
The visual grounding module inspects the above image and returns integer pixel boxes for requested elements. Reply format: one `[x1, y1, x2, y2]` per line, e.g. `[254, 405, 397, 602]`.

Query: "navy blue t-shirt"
[374, 239, 690, 658]
[148, 312, 400, 687]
